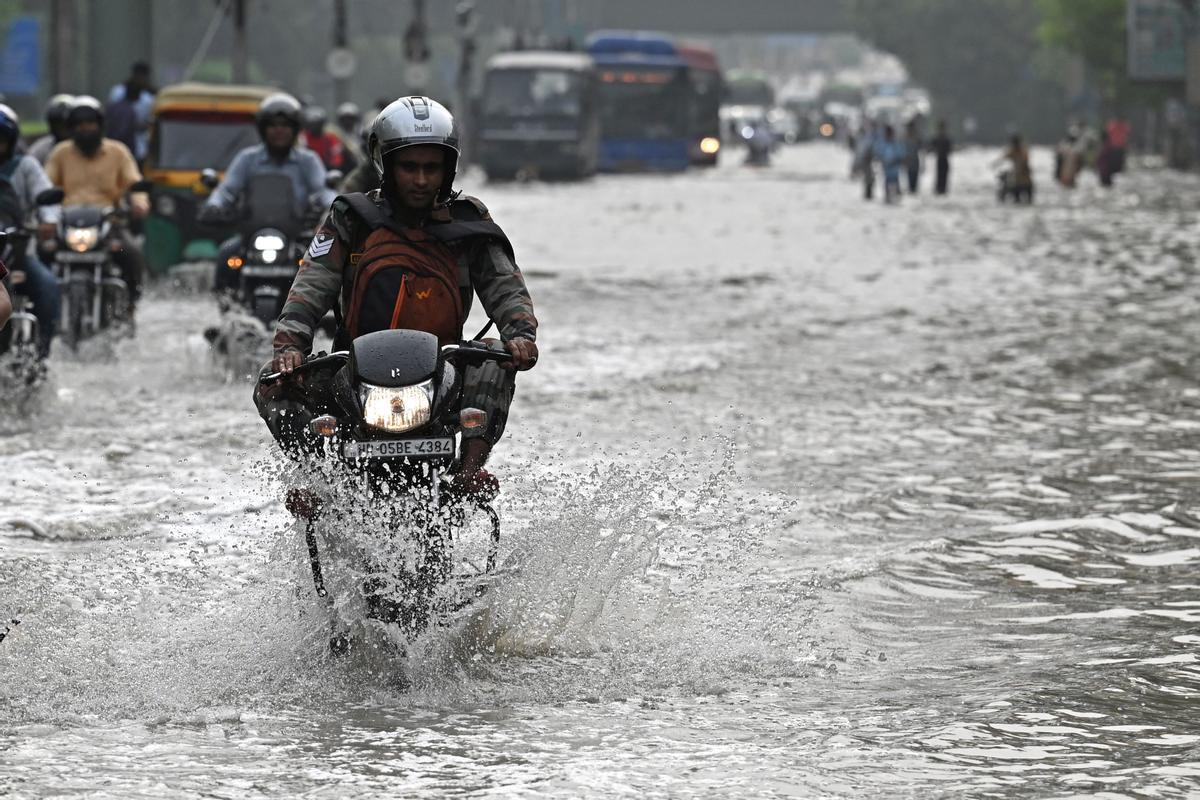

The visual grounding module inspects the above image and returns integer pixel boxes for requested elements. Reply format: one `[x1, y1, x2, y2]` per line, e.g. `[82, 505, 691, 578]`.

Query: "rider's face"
[389, 146, 445, 211]
[72, 120, 101, 138]
[264, 120, 297, 151]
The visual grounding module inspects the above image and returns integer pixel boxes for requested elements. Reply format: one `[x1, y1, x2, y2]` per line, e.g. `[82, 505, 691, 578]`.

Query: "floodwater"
[3, 144, 1200, 798]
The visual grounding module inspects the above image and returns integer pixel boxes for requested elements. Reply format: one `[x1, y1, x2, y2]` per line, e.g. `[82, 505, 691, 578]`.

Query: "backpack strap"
[336, 191, 394, 233]
[426, 196, 516, 261]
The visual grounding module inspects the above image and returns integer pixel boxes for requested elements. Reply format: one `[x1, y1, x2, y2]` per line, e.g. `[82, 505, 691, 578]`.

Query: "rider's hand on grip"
[273, 349, 305, 376]
[503, 337, 538, 371]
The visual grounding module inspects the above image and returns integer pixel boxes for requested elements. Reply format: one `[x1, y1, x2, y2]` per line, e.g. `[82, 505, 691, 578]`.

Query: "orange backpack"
[343, 225, 464, 346]
[335, 192, 515, 348]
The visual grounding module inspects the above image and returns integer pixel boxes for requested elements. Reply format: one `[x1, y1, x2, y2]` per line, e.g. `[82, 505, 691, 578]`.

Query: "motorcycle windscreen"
[351, 328, 440, 387]
[242, 174, 301, 238]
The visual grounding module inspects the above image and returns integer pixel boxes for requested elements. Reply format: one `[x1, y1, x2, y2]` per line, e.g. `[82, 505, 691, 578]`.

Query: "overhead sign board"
[1128, 0, 1190, 81]
[0, 16, 40, 95]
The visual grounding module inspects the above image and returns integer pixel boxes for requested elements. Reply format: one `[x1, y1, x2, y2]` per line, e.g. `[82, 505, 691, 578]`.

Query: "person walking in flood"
[997, 132, 1033, 203]
[875, 124, 906, 204]
[855, 121, 878, 200]
[903, 118, 922, 194]
[931, 119, 952, 195]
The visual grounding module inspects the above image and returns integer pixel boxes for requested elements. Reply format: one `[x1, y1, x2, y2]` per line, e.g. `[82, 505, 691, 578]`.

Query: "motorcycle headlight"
[65, 226, 99, 252]
[253, 234, 286, 251]
[360, 380, 433, 433]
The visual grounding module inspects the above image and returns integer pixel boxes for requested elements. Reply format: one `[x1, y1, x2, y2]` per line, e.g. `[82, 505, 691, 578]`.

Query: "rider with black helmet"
[27, 94, 73, 165]
[199, 92, 332, 293]
[43, 95, 150, 316]
[255, 95, 538, 498]
[0, 103, 61, 358]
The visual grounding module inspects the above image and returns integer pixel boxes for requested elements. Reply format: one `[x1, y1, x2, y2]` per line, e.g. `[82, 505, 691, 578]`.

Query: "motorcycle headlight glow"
[253, 234, 286, 251]
[360, 380, 433, 433]
[700, 137, 721, 154]
[65, 226, 99, 252]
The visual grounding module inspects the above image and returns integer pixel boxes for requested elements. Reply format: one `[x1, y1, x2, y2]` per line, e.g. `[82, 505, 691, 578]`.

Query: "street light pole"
[333, 0, 349, 106]
[456, 1, 477, 168]
[404, 0, 431, 94]
[231, 0, 248, 83]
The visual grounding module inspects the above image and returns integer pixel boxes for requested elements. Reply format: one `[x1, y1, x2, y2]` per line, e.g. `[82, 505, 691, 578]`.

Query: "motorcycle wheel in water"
[259, 329, 514, 653]
[50, 195, 146, 353]
[0, 231, 48, 410]
[200, 170, 331, 380]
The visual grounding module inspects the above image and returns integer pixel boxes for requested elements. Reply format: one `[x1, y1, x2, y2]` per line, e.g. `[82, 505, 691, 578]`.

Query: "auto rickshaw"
[143, 82, 275, 274]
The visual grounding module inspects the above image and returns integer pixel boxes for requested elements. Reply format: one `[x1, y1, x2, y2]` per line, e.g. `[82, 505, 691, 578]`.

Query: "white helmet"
[368, 96, 459, 202]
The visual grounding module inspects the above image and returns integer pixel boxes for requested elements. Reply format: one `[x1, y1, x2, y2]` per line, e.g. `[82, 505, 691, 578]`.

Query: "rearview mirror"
[35, 188, 64, 206]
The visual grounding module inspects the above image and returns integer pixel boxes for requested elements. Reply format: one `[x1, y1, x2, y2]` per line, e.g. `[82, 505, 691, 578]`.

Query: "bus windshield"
[483, 69, 585, 118]
[596, 67, 688, 139]
[153, 118, 259, 170]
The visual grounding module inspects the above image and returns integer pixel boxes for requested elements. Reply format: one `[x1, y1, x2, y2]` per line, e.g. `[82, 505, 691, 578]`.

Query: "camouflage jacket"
[273, 190, 537, 356]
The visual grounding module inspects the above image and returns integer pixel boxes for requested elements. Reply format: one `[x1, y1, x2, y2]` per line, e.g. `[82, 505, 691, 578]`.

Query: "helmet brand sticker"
[413, 123, 433, 133]
[307, 234, 334, 258]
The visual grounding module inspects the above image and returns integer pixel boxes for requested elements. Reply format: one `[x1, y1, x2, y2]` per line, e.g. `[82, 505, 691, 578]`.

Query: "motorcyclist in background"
[256, 96, 538, 498]
[0, 105, 62, 358]
[332, 102, 365, 172]
[198, 93, 332, 294]
[27, 94, 73, 165]
[301, 106, 345, 171]
[43, 96, 148, 315]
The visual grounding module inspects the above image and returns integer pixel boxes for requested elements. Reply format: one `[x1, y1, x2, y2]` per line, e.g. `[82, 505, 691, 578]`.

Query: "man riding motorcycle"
[199, 93, 331, 294]
[27, 94, 73, 165]
[301, 106, 346, 171]
[43, 95, 149, 314]
[254, 96, 538, 497]
[0, 104, 62, 358]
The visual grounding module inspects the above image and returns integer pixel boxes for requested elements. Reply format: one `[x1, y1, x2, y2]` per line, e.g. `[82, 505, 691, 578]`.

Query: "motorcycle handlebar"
[440, 342, 514, 365]
[258, 351, 349, 384]
[258, 341, 514, 384]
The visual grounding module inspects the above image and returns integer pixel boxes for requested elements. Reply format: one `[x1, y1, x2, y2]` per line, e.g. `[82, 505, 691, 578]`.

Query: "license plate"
[343, 438, 454, 459]
[241, 265, 297, 278]
[57, 251, 107, 263]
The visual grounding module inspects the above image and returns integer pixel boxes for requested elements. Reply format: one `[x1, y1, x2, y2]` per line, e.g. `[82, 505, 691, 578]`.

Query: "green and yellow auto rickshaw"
[143, 82, 274, 274]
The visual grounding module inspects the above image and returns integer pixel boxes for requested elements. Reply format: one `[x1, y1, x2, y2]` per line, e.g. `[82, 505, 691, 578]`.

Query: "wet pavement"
[3, 144, 1200, 797]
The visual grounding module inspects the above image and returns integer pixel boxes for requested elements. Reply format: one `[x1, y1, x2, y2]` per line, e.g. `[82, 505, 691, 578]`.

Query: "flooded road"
[4, 144, 1200, 797]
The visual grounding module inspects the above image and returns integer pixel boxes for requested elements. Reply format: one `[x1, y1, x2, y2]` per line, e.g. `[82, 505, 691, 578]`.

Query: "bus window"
[484, 70, 585, 118]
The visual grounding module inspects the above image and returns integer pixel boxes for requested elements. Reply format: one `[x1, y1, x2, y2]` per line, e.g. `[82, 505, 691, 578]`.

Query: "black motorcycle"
[201, 169, 338, 327]
[0, 230, 44, 397]
[259, 328, 515, 651]
[200, 171, 336, 378]
[43, 182, 151, 351]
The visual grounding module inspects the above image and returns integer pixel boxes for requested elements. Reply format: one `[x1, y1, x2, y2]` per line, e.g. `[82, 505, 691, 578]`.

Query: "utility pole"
[404, 0, 431, 94]
[332, 0, 350, 106]
[50, 0, 78, 93]
[456, 1, 477, 167]
[231, 0, 248, 83]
